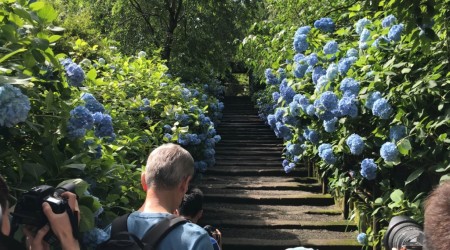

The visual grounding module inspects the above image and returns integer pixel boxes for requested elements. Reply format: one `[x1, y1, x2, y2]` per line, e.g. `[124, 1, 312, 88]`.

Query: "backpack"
[96, 213, 188, 250]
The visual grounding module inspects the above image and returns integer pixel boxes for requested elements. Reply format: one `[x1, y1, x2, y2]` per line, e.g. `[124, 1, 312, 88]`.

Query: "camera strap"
[65, 203, 79, 239]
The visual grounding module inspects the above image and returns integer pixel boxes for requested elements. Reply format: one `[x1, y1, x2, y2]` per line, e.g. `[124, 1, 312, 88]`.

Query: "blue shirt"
[106, 212, 213, 250]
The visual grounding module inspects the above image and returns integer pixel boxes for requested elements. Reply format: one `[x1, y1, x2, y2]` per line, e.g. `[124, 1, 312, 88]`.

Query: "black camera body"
[12, 183, 75, 228]
[203, 225, 217, 237]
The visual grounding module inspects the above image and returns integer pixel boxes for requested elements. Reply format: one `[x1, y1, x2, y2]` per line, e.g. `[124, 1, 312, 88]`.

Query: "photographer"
[424, 180, 450, 250]
[177, 187, 222, 250]
[0, 175, 80, 250]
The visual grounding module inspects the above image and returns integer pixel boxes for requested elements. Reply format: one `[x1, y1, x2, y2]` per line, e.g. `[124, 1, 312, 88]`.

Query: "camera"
[383, 216, 425, 250]
[11, 183, 75, 228]
[203, 225, 217, 238]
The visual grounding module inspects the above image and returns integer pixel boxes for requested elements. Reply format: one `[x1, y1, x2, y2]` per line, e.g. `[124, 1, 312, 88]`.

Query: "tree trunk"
[161, 0, 183, 67]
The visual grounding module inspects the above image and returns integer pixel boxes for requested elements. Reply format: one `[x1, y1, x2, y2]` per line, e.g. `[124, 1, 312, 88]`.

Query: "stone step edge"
[221, 238, 360, 248]
[199, 219, 356, 230]
[204, 194, 334, 206]
[202, 206, 342, 216]
[198, 182, 321, 191]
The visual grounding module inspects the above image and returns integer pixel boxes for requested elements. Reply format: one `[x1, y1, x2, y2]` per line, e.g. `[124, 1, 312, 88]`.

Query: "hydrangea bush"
[254, 11, 450, 247]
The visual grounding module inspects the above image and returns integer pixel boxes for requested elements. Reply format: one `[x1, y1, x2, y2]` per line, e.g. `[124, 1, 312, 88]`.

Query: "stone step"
[215, 147, 284, 153]
[219, 134, 277, 140]
[218, 139, 282, 144]
[217, 236, 360, 250]
[203, 191, 334, 206]
[215, 155, 282, 161]
[217, 141, 283, 147]
[199, 176, 320, 191]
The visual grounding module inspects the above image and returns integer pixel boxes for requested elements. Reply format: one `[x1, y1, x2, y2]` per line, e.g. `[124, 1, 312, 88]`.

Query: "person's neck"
[138, 187, 179, 214]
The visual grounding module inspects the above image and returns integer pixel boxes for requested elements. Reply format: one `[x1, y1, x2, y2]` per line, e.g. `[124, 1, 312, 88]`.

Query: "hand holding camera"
[204, 225, 222, 249]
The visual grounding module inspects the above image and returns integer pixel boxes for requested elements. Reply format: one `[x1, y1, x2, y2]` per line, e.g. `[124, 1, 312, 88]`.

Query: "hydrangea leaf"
[397, 138, 411, 155]
[79, 205, 95, 232]
[390, 189, 404, 203]
[87, 68, 97, 81]
[405, 168, 424, 185]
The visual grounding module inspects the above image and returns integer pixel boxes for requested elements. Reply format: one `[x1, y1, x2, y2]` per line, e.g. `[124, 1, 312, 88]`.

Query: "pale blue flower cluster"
[138, 51, 147, 58]
[389, 125, 406, 142]
[286, 143, 303, 157]
[359, 28, 371, 42]
[346, 48, 359, 58]
[314, 18, 335, 33]
[62, 58, 85, 87]
[306, 105, 316, 116]
[380, 142, 399, 162]
[94, 114, 114, 139]
[0, 84, 31, 127]
[323, 41, 338, 54]
[83, 228, 109, 249]
[265, 68, 279, 85]
[282, 159, 296, 173]
[346, 134, 364, 155]
[323, 117, 338, 132]
[365, 91, 382, 109]
[319, 91, 338, 111]
[318, 143, 336, 164]
[181, 88, 191, 100]
[355, 18, 371, 35]
[303, 129, 319, 144]
[357, 233, 368, 245]
[372, 36, 390, 48]
[312, 66, 326, 84]
[338, 56, 357, 76]
[194, 161, 208, 172]
[382, 15, 397, 28]
[360, 158, 377, 180]
[340, 78, 360, 97]
[67, 106, 94, 139]
[372, 98, 393, 119]
[272, 92, 280, 102]
[294, 61, 309, 78]
[338, 96, 358, 118]
[178, 133, 202, 145]
[277, 68, 287, 81]
[293, 34, 308, 53]
[293, 94, 310, 111]
[326, 63, 338, 81]
[279, 79, 295, 103]
[275, 108, 285, 122]
[306, 53, 318, 66]
[388, 24, 404, 42]
[275, 122, 292, 140]
[295, 26, 311, 36]
[81, 93, 105, 113]
[289, 101, 301, 116]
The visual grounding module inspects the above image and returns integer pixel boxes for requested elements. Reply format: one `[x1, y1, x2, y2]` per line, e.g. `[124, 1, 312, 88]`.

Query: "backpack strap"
[110, 213, 131, 236]
[141, 214, 188, 250]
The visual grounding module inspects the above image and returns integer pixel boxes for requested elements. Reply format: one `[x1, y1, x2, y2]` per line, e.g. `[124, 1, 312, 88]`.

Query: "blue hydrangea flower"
[323, 117, 338, 132]
[346, 134, 364, 155]
[326, 63, 338, 81]
[380, 142, 399, 162]
[306, 105, 316, 116]
[293, 94, 310, 111]
[346, 48, 359, 58]
[163, 133, 172, 141]
[372, 98, 393, 119]
[338, 57, 357, 76]
[357, 233, 368, 245]
[319, 91, 338, 111]
[340, 78, 360, 97]
[338, 97, 358, 118]
[312, 66, 326, 84]
[272, 92, 280, 102]
[314, 17, 335, 33]
[267, 114, 276, 128]
[275, 122, 292, 140]
[69, 106, 94, 130]
[181, 88, 191, 100]
[279, 79, 295, 103]
[137, 51, 147, 58]
[63, 60, 85, 87]
[303, 129, 319, 144]
[295, 26, 311, 36]
[194, 161, 208, 172]
[323, 41, 338, 54]
[306, 53, 319, 66]
[360, 158, 377, 180]
[81, 93, 105, 113]
[318, 143, 336, 164]
[372, 36, 390, 48]
[289, 101, 301, 117]
[293, 34, 309, 53]
[382, 15, 397, 28]
[355, 18, 371, 35]
[282, 160, 296, 173]
[265, 68, 279, 85]
[315, 76, 328, 93]
[359, 41, 369, 50]
[294, 62, 309, 78]
[359, 28, 371, 42]
[92, 112, 104, 124]
[365, 91, 382, 109]
[277, 68, 287, 81]
[98, 58, 106, 65]
[286, 143, 303, 157]
[0, 84, 31, 127]
[388, 24, 404, 42]
[293, 53, 305, 63]
[213, 135, 221, 143]
[94, 114, 114, 139]
[83, 228, 109, 249]
[389, 125, 407, 142]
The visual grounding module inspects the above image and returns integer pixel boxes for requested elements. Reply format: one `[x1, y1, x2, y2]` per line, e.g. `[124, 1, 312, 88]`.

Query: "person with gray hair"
[104, 143, 213, 250]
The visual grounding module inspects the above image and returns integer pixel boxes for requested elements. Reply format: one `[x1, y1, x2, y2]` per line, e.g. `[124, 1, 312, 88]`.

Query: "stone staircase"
[198, 96, 360, 250]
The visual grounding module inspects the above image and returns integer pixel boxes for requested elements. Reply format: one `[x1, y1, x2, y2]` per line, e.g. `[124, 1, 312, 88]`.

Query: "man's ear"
[141, 172, 147, 191]
[180, 175, 192, 194]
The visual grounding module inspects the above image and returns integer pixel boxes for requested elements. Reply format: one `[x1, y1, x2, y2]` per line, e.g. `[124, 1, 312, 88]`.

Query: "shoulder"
[160, 221, 214, 250]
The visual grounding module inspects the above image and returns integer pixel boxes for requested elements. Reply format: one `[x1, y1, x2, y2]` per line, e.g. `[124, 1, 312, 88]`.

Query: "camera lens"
[383, 216, 424, 250]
